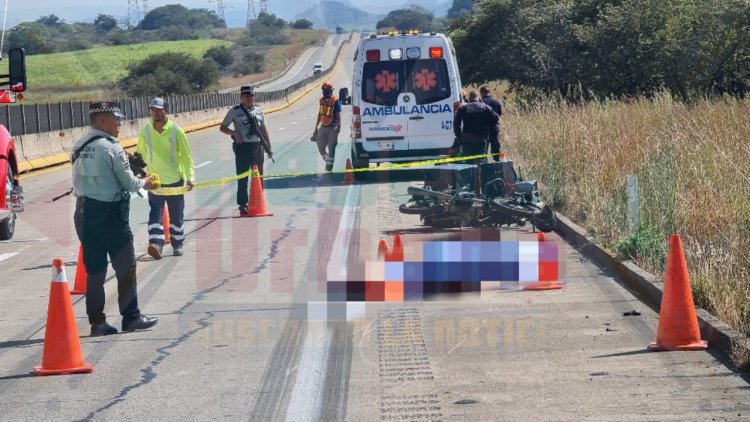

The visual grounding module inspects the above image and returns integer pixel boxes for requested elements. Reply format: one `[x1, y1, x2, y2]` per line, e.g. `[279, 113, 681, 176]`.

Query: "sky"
[3, 0, 449, 28]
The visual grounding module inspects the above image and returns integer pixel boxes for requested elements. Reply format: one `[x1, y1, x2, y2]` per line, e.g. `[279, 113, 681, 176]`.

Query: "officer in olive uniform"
[219, 85, 272, 215]
[72, 101, 159, 336]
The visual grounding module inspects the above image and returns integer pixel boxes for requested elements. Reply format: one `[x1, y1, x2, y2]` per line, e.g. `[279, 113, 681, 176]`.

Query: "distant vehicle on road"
[312, 62, 323, 74]
[0, 48, 28, 240]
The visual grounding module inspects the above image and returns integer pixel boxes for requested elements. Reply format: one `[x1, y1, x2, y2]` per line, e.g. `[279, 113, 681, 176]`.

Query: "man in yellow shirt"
[136, 98, 195, 259]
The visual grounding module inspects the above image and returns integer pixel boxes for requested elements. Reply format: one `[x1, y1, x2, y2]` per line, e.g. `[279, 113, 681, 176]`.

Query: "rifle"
[240, 105, 275, 163]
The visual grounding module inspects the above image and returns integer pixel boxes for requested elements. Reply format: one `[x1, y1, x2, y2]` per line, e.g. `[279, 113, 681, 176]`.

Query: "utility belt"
[232, 141, 262, 152]
[319, 123, 340, 128]
[77, 195, 130, 224]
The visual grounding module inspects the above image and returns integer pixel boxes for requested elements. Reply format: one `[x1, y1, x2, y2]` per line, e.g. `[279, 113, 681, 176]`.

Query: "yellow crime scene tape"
[149, 153, 498, 196]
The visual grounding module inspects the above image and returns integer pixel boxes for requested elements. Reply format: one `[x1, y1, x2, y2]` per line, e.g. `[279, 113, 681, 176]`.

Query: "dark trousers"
[488, 128, 501, 161]
[460, 141, 489, 163]
[147, 182, 185, 248]
[234, 142, 264, 207]
[74, 197, 140, 326]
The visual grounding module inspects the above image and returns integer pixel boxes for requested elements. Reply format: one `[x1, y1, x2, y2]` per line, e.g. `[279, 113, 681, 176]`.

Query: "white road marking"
[0, 252, 19, 263]
[194, 161, 213, 169]
[285, 184, 361, 422]
[278, 127, 286, 131]
[291, 121, 298, 125]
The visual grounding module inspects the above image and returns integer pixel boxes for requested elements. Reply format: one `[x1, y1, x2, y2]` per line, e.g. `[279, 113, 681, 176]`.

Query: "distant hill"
[294, 0, 453, 31]
[296, 1, 385, 30]
[356, 0, 452, 17]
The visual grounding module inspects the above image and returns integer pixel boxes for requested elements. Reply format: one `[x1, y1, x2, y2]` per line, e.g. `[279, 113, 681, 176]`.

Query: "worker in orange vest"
[312, 81, 342, 172]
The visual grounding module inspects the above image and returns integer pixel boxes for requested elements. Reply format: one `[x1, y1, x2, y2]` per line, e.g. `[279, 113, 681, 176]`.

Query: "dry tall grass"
[503, 94, 750, 370]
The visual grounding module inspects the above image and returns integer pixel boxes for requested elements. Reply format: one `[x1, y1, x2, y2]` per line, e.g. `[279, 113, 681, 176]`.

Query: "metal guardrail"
[0, 32, 353, 137]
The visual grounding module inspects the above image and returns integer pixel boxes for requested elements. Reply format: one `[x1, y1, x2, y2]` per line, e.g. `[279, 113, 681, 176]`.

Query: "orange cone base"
[522, 282, 563, 291]
[245, 212, 273, 218]
[647, 340, 707, 352]
[33, 362, 93, 376]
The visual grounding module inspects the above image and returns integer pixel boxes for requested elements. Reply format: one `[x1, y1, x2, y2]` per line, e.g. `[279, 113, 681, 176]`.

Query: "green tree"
[119, 52, 219, 96]
[231, 50, 266, 76]
[8, 22, 54, 54]
[244, 12, 289, 45]
[139, 5, 225, 30]
[204, 45, 234, 69]
[447, 0, 475, 19]
[36, 14, 64, 27]
[94, 14, 118, 33]
[376, 6, 435, 31]
[292, 19, 313, 29]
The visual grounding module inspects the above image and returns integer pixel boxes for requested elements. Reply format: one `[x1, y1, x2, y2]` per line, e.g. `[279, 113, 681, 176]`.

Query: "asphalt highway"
[0, 33, 748, 421]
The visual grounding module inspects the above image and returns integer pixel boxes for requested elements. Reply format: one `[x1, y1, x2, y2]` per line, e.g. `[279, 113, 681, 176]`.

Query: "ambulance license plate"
[377, 142, 395, 151]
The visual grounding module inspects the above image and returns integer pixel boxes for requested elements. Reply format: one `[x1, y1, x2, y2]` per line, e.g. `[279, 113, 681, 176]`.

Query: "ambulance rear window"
[362, 59, 451, 106]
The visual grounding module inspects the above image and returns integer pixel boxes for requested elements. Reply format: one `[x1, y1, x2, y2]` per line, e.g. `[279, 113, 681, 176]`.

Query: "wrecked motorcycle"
[398, 160, 558, 232]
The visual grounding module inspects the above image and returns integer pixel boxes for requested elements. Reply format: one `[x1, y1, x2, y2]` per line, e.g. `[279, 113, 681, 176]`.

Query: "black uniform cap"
[89, 101, 126, 119]
[240, 85, 255, 96]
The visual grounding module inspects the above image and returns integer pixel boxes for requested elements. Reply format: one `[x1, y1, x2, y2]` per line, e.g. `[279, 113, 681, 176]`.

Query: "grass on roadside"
[502, 92, 750, 370]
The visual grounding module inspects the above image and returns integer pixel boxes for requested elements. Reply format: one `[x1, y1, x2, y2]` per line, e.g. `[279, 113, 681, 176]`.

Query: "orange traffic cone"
[386, 234, 404, 262]
[70, 244, 87, 295]
[162, 203, 171, 244]
[523, 233, 563, 290]
[377, 239, 389, 260]
[343, 158, 355, 184]
[34, 259, 94, 376]
[648, 234, 707, 351]
[247, 165, 273, 217]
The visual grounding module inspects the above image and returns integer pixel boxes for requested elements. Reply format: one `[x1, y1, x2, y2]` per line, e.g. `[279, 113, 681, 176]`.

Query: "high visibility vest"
[145, 123, 178, 164]
[318, 96, 338, 126]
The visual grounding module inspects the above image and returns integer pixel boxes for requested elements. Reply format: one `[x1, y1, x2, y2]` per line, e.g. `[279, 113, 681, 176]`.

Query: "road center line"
[285, 184, 361, 422]
[194, 161, 213, 169]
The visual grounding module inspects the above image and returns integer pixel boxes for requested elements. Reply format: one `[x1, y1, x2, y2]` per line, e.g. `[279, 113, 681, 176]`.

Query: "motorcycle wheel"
[491, 200, 557, 232]
[532, 205, 558, 232]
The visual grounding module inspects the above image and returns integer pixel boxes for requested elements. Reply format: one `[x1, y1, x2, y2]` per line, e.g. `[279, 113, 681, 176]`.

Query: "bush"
[204, 45, 234, 69]
[119, 52, 219, 96]
[230, 50, 265, 76]
[615, 225, 667, 268]
[292, 19, 313, 29]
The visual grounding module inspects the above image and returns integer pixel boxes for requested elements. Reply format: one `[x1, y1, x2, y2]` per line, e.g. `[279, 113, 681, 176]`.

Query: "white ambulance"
[349, 31, 464, 170]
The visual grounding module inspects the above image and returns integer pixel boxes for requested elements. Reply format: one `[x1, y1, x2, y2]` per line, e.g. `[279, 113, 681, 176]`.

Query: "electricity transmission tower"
[247, 0, 270, 25]
[209, 0, 226, 22]
[258, 0, 269, 14]
[247, 0, 257, 24]
[126, 0, 141, 28]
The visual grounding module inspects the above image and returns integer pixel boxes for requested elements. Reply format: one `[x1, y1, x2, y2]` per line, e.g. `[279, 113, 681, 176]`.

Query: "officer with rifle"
[219, 85, 273, 216]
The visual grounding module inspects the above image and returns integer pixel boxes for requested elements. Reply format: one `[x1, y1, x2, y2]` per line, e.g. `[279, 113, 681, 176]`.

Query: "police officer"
[219, 85, 272, 215]
[313, 81, 342, 172]
[453, 91, 500, 163]
[72, 102, 159, 336]
[479, 86, 503, 161]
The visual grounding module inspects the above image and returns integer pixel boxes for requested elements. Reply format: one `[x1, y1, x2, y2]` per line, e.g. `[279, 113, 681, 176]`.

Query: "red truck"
[0, 48, 27, 240]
